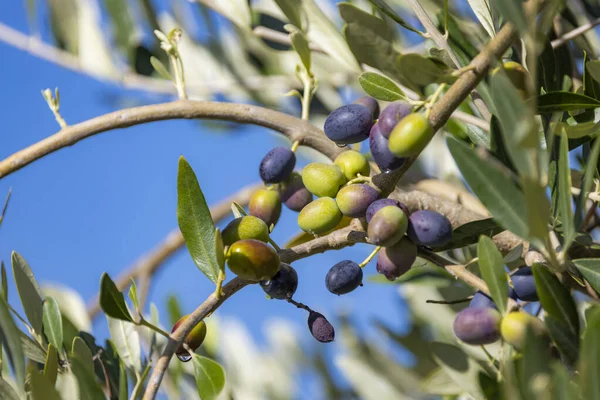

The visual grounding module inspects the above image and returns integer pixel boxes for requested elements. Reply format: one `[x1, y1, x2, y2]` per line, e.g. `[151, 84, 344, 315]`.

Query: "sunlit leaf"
[42, 297, 63, 354]
[358, 72, 406, 102]
[274, 0, 303, 29]
[0, 378, 19, 400]
[579, 307, 600, 399]
[29, 366, 61, 400]
[478, 236, 508, 314]
[572, 259, 600, 294]
[290, 30, 311, 72]
[44, 344, 59, 386]
[12, 251, 44, 336]
[192, 354, 226, 400]
[107, 316, 142, 374]
[0, 297, 25, 391]
[467, 0, 495, 38]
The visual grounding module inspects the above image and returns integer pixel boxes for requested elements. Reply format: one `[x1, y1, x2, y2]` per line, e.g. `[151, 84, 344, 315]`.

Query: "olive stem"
[214, 269, 226, 299]
[301, 75, 313, 120]
[359, 246, 381, 268]
[290, 140, 301, 153]
[425, 296, 473, 304]
[425, 83, 447, 118]
[344, 176, 372, 186]
[139, 317, 171, 339]
[268, 237, 282, 252]
[286, 298, 313, 313]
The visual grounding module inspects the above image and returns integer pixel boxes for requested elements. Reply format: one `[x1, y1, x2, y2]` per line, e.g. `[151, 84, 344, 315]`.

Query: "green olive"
[495, 61, 529, 98]
[334, 150, 370, 181]
[222, 216, 270, 246]
[227, 239, 280, 282]
[367, 205, 408, 246]
[387, 113, 433, 158]
[171, 315, 207, 358]
[298, 197, 342, 235]
[301, 163, 347, 198]
[500, 311, 547, 351]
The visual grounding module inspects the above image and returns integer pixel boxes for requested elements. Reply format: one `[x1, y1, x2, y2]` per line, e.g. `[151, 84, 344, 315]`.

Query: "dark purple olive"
[280, 172, 313, 212]
[378, 101, 412, 138]
[336, 184, 379, 218]
[325, 260, 363, 295]
[469, 291, 497, 309]
[366, 198, 409, 223]
[259, 147, 296, 184]
[324, 104, 373, 144]
[407, 210, 452, 247]
[369, 123, 405, 172]
[453, 307, 502, 345]
[260, 263, 298, 300]
[353, 96, 380, 118]
[511, 267, 538, 301]
[376, 238, 417, 280]
[308, 311, 335, 343]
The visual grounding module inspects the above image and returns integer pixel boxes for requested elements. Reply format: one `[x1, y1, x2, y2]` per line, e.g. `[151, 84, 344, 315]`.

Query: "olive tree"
[0, 0, 599, 399]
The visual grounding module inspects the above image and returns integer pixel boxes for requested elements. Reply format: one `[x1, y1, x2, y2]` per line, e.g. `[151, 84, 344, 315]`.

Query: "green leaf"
[367, 0, 420, 34]
[192, 354, 226, 400]
[579, 308, 600, 399]
[535, 92, 600, 112]
[557, 131, 575, 249]
[358, 72, 406, 102]
[1, 261, 7, 301]
[545, 315, 579, 366]
[477, 236, 508, 314]
[71, 337, 94, 373]
[70, 357, 105, 400]
[150, 56, 171, 80]
[107, 316, 142, 374]
[12, 251, 44, 336]
[167, 294, 182, 327]
[42, 297, 63, 354]
[339, 3, 394, 41]
[48, 0, 79, 54]
[273, 0, 303, 29]
[520, 324, 551, 399]
[436, 218, 505, 251]
[230, 202, 246, 218]
[532, 264, 579, 336]
[0, 189, 10, 229]
[585, 60, 600, 87]
[29, 366, 61, 400]
[0, 297, 24, 392]
[290, 31, 311, 72]
[490, 0, 527, 35]
[467, 0, 495, 38]
[177, 156, 219, 284]
[576, 137, 600, 229]
[0, 378, 19, 400]
[20, 331, 47, 363]
[99, 273, 133, 322]
[214, 229, 225, 273]
[118, 361, 128, 400]
[130, 363, 152, 399]
[103, 0, 135, 56]
[128, 278, 139, 313]
[44, 343, 59, 386]
[397, 54, 454, 86]
[572, 259, 600, 294]
[430, 342, 484, 398]
[447, 136, 528, 239]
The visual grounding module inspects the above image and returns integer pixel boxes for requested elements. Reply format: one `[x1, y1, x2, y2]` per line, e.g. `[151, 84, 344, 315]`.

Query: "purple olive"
[369, 123, 405, 172]
[308, 311, 335, 343]
[378, 101, 412, 138]
[469, 291, 497, 309]
[280, 172, 313, 212]
[366, 198, 409, 223]
[453, 307, 502, 345]
[259, 147, 296, 184]
[325, 260, 363, 295]
[324, 104, 373, 145]
[353, 96, 380, 118]
[376, 238, 417, 280]
[260, 263, 298, 300]
[511, 267, 538, 301]
[407, 210, 452, 247]
[336, 184, 380, 218]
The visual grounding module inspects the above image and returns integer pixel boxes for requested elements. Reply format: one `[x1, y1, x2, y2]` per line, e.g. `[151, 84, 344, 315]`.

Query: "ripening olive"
[325, 260, 363, 295]
[227, 239, 280, 282]
[301, 163, 347, 198]
[367, 206, 408, 247]
[469, 291, 497, 309]
[376, 238, 417, 280]
[388, 113, 433, 157]
[336, 184, 379, 218]
[334, 150, 370, 181]
[279, 172, 313, 212]
[495, 61, 529, 98]
[298, 197, 342, 235]
[378, 101, 412, 138]
[453, 307, 502, 345]
[260, 263, 298, 300]
[222, 216, 269, 246]
[172, 315, 207, 360]
[369, 123, 405, 172]
[249, 188, 282, 228]
[366, 198, 410, 223]
[307, 311, 335, 343]
[501, 311, 548, 351]
[259, 146, 296, 184]
[353, 96, 380, 118]
[407, 210, 453, 247]
[324, 104, 373, 144]
[510, 267, 538, 302]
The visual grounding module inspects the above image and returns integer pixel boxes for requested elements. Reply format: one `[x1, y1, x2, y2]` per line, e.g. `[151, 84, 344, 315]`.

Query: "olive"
[227, 239, 280, 282]
[260, 263, 298, 300]
[365, 198, 409, 223]
[325, 260, 363, 295]
[171, 315, 207, 360]
[367, 205, 408, 246]
[279, 172, 313, 212]
[221, 216, 269, 246]
[353, 96, 380, 118]
[249, 188, 282, 228]
[510, 267, 538, 302]
[376, 238, 417, 280]
[453, 307, 502, 345]
[369, 123, 405, 172]
[324, 104, 373, 144]
[388, 113, 433, 157]
[307, 311, 335, 343]
[494, 61, 529, 98]
[406, 210, 452, 247]
[334, 150, 370, 181]
[298, 197, 342, 235]
[378, 101, 412, 138]
[301, 163, 347, 198]
[336, 184, 379, 218]
[259, 146, 296, 184]
[500, 311, 548, 351]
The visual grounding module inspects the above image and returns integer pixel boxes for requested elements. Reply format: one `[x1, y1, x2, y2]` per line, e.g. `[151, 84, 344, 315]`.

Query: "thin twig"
[426, 296, 473, 304]
[551, 17, 600, 48]
[253, 26, 326, 53]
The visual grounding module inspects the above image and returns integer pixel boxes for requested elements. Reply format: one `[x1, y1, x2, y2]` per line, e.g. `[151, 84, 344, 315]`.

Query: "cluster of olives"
[453, 266, 545, 349]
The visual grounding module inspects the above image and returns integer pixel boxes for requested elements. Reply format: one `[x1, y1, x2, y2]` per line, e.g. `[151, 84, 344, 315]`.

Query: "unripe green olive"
[500, 311, 548, 351]
[388, 113, 433, 158]
[171, 315, 207, 360]
[334, 150, 370, 181]
[249, 188, 282, 228]
[301, 163, 347, 198]
[367, 206, 408, 246]
[298, 197, 342, 235]
[222, 216, 269, 246]
[227, 239, 280, 282]
[494, 61, 528, 98]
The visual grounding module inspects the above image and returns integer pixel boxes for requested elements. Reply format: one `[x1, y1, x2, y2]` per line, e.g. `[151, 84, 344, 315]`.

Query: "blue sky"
[0, 0, 409, 372]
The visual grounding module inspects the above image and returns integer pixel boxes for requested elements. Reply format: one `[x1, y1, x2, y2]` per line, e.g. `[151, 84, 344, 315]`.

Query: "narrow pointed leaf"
[358, 72, 406, 101]
[558, 131, 575, 249]
[290, 31, 311, 72]
[0, 297, 25, 390]
[477, 236, 508, 314]
[44, 344, 59, 385]
[20, 331, 47, 363]
[12, 251, 44, 335]
[70, 357, 105, 400]
[29, 367, 61, 400]
[436, 218, 505, 251]
[42, 297, 63, 353]
[192, 354, 226, 400]
[0, 378, 19, 400]
[572, 259, 600, 293]
[128, 278, 139, 313]
[545, 315, 579, 366]
[576, 138, 600, 229]
[274, 0, 303, 29]
[1, 261, 7, 301]
[579, 308, 600, 399]
[99, 273, 133, 322]
[71, 337, 94, 373]
[535, 92, 600, 112]
[107, 316, 142, 373]
[150, 56, 171, 80]
[177, 156, 219, 283]
[118, 361, 128, 400]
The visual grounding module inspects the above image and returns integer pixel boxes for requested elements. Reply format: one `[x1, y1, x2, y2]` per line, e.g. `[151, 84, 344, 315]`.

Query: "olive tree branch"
[252, 26, 326, 53]
[86, 182, 261, 319]
[551, 17, 600, 48]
